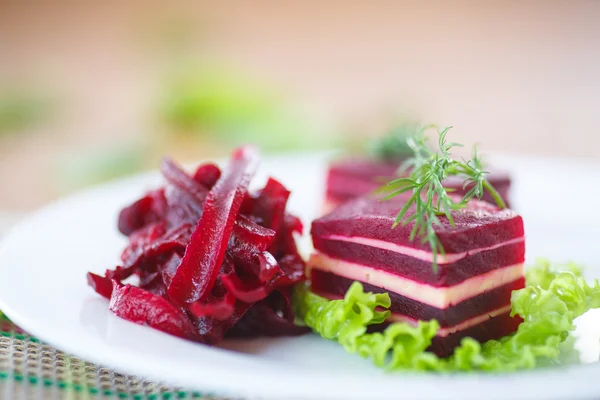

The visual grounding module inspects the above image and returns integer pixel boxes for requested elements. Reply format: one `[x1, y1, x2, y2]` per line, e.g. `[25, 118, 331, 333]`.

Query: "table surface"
[0, 317, 228, 400]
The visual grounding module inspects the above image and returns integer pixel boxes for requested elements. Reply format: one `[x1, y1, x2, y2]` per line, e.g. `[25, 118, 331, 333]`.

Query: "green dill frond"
[379, 125, 506, 271]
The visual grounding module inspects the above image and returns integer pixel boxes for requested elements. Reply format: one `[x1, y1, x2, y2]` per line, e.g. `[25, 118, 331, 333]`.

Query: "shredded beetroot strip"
[220, 272, 269, 303]
[188, 291, 237, 321]
[167, 146, 260, 305]
[87, 273, 113, 299]
[193, 163, 221, 188]
[109, 281, 200, 341]
[160, 158, 209, 202]
[233, 215, 276, 251]
[87, 145, 307, 345]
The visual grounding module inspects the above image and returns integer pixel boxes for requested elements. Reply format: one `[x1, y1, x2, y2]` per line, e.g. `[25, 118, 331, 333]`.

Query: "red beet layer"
[430, 312, 522, 357]
[87, 146, 309, 344]
[312, 194, 524, 254]
[312, 237, 525, 286]
[311, 270, 524, 327]
[326, 157, 511, 208]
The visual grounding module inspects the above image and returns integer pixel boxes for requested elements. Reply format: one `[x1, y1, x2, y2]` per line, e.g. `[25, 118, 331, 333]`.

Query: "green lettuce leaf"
[293, 258, 600, 371]
[293, 282, 391, 353]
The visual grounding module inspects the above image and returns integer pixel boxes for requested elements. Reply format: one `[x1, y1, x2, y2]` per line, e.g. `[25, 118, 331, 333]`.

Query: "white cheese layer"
[308, 252, 524, 309]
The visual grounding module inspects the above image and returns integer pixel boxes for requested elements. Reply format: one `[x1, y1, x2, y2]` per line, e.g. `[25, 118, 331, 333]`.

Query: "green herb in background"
[161, 69, 276, 134]
[0, 89, 55, 136]
[158, 67, 335, 152]
[368, 120, 422, 161]
[378, 125, 505, 269]
[55, 66, 337, 191]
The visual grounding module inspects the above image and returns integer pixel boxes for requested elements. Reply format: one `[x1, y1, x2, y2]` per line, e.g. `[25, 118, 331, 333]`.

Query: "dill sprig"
[379, 125, 506, 270]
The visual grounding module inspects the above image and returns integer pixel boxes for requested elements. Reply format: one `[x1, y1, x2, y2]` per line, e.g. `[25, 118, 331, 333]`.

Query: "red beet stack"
[309, 193, 525, 356]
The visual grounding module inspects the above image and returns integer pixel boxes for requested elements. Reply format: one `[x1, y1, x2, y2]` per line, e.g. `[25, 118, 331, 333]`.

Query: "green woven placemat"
[0, 316, 231, 400]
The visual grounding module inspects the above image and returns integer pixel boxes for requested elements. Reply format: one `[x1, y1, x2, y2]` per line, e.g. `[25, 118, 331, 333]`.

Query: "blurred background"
[1, 1, 600, 216]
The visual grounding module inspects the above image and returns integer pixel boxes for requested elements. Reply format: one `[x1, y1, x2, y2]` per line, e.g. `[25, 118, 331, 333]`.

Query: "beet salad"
[86, 125, 600, 372]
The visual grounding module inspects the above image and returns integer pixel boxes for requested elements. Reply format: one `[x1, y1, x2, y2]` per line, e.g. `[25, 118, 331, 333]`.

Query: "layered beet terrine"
[325, 157, 512, 213]
[308, 193, 525, 357]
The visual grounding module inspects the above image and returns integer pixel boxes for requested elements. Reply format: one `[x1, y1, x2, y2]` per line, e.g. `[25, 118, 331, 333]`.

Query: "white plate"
[1, 152, 600, 400]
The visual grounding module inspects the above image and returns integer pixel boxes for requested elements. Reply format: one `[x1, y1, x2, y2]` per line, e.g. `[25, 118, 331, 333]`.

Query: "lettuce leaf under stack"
[293, 259, 600, 372]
